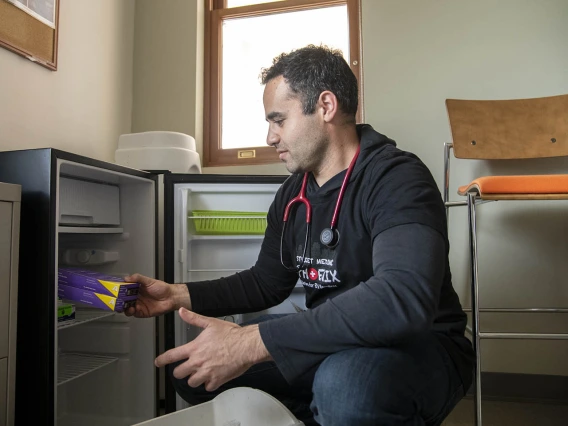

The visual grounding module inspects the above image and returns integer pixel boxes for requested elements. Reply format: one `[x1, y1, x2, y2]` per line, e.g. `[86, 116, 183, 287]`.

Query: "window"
[204, 0, 363, 167]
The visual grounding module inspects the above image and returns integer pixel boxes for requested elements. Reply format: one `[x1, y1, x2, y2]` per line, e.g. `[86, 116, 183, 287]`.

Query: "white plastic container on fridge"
[132, 387, 304, 426]
[115, 131, 202, 174]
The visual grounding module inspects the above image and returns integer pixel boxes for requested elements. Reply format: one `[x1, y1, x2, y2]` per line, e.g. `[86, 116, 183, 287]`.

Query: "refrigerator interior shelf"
[58, 308, 115, 330]
[58, 353, 118, 386]
[188, 215, 267, 219]
[58, 226, 124, 234]
[188, 234, 263, 240]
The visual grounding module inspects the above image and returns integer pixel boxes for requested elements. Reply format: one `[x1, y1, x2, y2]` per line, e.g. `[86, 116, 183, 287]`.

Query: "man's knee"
[310, 341, 463, 426]
[311, 348, 409, 422]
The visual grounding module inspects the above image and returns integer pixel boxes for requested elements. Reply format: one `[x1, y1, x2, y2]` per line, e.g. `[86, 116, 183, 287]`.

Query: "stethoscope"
[280, 145, 361, 271]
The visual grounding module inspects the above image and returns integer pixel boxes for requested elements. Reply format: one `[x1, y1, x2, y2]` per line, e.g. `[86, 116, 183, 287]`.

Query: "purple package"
[58, 284, 137, 313]
[58, 267, 139, 298]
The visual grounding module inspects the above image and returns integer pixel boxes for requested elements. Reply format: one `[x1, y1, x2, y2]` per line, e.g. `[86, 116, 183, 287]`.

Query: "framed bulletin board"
[0, 0, 59, 70]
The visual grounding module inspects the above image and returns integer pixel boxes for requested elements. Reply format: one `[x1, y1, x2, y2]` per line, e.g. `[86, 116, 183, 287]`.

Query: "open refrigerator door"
[55, 159, 157, 426]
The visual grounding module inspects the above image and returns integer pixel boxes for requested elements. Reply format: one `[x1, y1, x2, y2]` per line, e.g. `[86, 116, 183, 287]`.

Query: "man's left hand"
[155, 307, 272, 391]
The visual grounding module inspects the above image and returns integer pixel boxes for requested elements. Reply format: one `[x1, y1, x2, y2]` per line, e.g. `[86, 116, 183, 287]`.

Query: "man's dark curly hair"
[260, 44, 358, 120]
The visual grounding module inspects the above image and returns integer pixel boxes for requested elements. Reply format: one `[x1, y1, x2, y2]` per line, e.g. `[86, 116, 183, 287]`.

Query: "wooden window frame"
[203, 0, 363, 167]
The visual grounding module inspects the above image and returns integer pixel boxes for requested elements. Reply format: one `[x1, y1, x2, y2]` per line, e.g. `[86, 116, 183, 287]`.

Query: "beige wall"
[132, 0, 201, 149]
[131, 0, 288, 176]
[361, 0, 568, 375]
[0, 0, 135, 162]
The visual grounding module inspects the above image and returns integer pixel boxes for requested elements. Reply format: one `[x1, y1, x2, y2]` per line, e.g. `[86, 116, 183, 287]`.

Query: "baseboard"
[466, 372, 568, 404]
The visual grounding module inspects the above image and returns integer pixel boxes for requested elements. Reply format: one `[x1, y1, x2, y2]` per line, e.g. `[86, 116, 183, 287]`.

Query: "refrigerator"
[0, 148, 304, 425]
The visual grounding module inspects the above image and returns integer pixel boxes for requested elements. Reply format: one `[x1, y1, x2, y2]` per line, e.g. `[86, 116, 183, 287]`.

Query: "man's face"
[263, 76, 328, 174]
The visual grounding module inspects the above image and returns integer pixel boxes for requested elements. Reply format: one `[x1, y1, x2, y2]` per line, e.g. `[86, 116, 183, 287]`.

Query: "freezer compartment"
[59, 177, 120, 226]
[57, 159, 156, 273]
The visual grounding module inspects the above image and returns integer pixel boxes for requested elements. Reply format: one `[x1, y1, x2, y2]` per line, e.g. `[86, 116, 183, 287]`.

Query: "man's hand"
[123, 274, 191, 318]
[155, 308, 272, 391]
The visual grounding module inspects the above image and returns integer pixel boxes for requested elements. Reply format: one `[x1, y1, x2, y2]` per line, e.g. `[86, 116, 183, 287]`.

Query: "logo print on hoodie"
[307, 268, 319, 281]
[296, 242, 341, 289]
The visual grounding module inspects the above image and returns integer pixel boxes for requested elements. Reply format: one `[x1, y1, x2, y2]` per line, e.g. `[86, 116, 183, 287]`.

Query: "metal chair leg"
[467, 193, 482, 425]
[443, 143, 453, 219]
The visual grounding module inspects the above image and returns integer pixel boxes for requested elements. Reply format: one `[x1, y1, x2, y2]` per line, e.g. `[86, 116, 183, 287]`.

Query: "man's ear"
[318, 91, 339, 123]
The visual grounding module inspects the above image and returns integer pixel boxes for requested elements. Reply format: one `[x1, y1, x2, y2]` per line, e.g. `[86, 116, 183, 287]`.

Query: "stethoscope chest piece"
[320, 227, 340, 248]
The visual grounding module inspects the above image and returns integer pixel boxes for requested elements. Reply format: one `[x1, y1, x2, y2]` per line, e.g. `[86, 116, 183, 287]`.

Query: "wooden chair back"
[446, 94, 568, 159]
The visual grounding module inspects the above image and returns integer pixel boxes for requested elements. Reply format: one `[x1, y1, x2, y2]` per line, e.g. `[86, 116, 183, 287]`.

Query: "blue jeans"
[169, 314, 465, 426]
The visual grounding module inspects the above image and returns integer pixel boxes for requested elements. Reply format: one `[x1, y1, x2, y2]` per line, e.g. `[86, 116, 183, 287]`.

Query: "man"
[125, 44, 474, 425]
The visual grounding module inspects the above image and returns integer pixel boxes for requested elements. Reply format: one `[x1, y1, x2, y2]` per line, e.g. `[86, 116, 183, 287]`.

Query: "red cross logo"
[308, 268, 318, 281]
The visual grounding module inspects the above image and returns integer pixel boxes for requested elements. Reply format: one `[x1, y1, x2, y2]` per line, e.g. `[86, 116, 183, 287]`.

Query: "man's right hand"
[123, 273, 191, 318]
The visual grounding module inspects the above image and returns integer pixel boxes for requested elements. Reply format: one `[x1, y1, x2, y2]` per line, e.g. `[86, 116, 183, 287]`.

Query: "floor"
[442, 397, 568, 425]
[159, 397, 568, 425]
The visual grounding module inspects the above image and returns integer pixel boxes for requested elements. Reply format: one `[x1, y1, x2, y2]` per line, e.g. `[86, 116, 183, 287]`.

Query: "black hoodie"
[186, 124, 474, 389]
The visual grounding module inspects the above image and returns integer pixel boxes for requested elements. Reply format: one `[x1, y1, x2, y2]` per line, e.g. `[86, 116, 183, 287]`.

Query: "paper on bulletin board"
[7, 0, 56, 28]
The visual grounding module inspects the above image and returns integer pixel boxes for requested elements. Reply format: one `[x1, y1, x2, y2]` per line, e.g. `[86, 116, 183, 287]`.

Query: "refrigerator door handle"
[177, 248, 186, 264]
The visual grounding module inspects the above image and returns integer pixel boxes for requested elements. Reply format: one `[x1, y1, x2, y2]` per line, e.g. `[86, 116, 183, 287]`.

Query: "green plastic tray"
[189, 210, 267, 235]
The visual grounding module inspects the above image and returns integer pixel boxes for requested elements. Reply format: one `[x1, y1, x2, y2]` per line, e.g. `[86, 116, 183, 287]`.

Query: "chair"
[442, 93, 568, 426]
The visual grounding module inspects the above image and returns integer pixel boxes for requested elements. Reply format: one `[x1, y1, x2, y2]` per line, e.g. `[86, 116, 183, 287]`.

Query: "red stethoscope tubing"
[283, 173, 311, 223]
[330, 144, 360, 230]
[280, 145, 360, 270]
[283, 145, 360, 229]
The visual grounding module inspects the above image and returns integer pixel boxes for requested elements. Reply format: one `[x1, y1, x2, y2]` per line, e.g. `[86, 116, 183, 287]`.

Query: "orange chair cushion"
[458, 175, 568, 196]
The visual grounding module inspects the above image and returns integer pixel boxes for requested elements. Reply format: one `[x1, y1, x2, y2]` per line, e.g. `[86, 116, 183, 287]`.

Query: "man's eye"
[275, 120, 284, 127]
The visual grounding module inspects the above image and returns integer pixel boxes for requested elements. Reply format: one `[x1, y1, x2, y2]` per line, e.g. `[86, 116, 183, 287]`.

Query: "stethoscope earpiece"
[320, 228, 340, 248]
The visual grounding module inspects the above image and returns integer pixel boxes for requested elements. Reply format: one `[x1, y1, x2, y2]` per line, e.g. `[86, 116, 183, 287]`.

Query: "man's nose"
[266, 129, 280, 147]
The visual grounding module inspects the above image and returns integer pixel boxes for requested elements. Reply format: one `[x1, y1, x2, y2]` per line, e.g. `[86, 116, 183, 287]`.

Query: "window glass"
[221, 6, 349, 149]
[204, 0, 361, 167]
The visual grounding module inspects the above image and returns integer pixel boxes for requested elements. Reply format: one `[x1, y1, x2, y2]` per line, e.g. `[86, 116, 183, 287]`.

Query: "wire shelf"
[58, 353, 118, 386]
[58, 308, 115, 330]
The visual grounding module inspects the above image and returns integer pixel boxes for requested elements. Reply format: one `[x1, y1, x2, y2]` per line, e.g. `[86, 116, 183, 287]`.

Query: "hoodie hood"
[354, 124, 397, 175]
[306, 124, 397, 198]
